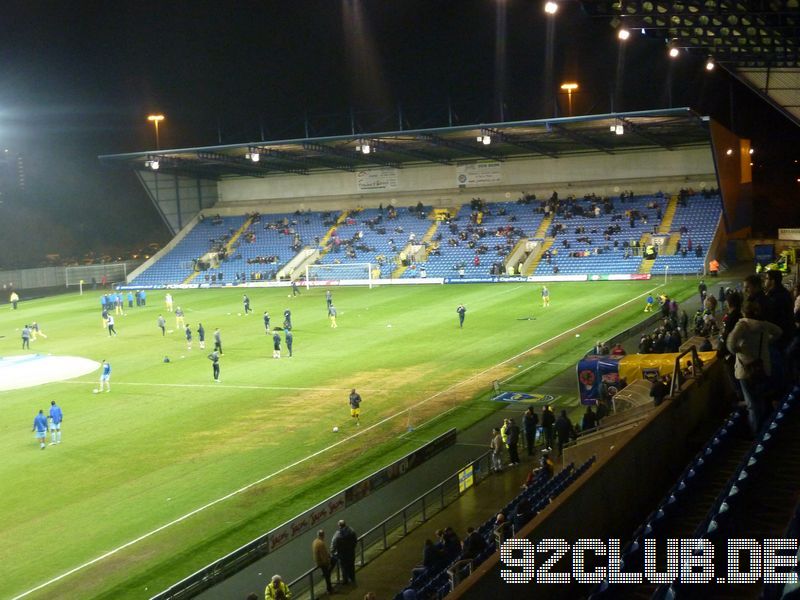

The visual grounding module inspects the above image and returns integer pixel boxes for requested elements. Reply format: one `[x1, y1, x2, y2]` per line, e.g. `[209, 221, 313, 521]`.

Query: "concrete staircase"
[523, 239, 554, 276]
[534, 214, 553, 239]
[317, 210, 351, 259]
[657, 195, 678, 234]
[182, 216, 254, 284]
[392, 216, 440, 278]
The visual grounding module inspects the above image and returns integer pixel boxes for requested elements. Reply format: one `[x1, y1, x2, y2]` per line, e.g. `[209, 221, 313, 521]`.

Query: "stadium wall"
[216, 147, 715, 212]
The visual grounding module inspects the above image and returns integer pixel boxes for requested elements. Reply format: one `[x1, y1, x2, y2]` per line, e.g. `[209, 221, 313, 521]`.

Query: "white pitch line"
[58, 380, 384, 394]
[14, 284, 661, 600]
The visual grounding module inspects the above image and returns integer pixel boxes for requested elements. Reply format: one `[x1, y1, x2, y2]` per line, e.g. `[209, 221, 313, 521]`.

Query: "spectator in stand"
[505, 418, 521, 466]
[312, 529, 334, 595]
[581, 406, 598, 432]
[493, 513, 513, 545]
[331, 520, 358, 585]
[541, 405, 555, 449]
[411, 539, 441, 580]
[461, 526, 487, 562]
[554, 410, 575, 456]
[264, 574, 291, 600]
[764, 270, 794, 348]
[490, 427, 504, 472]
[522, 406, 539, 456]
[650, 374, 670, 406]
[512, 497, 534, 533]
[743, 275, 768, 318]
[727, 301, 783, 434]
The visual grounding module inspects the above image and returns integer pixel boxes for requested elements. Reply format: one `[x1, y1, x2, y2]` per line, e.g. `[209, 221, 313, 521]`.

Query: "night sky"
[0, 0, 797, 268]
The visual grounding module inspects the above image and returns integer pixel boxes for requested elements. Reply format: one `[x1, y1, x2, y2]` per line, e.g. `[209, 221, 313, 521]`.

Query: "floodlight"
[544, 2, 558, 15]
[615, 124, 624, 135]
[482, 135, 492, 145]
[705, 57, 715, 71]
[726, 148, 733, 156]
[618, 28, 630, 41]
[669, 47, 679, 58]
[249, 152, 260, 163]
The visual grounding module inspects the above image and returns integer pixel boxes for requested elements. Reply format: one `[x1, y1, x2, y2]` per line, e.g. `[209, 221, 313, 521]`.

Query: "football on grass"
[332, 426, 339, 433]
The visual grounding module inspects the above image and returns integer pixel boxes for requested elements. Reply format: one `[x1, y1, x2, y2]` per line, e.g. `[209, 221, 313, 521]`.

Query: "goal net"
[305, 263, 374, 288]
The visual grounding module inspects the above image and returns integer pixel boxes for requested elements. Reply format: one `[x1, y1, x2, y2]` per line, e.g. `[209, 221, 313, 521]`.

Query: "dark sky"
[0, 0, 797, 267]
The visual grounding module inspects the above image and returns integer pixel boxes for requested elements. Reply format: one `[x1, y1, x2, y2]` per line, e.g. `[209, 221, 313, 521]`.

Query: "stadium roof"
[581, 1, 800, 127]
[99, 108, 711, 181]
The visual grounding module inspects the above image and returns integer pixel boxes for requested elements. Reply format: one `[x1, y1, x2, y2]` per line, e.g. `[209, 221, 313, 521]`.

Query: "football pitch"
[0, 279, 696, 599]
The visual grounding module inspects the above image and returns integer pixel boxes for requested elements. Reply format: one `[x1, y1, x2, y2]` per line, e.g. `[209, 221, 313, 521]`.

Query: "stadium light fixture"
[615, 124, 624, 135]
[749, 148, 754, 155]
[544, 1, 558, 15]
[726, 148, 733, 156]
[245, 152, 260, 162]
[145, 159, 160, 170]
[476, 134, 492, 145]
[705, 57, 715, 71]
[147, 114, 165, 150]
[618, 28, 630, 41]
[560, 82, 579, 116]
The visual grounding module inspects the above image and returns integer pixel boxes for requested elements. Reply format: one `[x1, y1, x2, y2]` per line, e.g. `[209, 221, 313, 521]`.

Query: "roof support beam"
[195, 151, 272, 177]
[481, 127, 560, 158]
[618, 119, 675, 150]
[550, 124, 615, 155]
[416, 133, 505, 161]
[369, 139, 453, 165]
[303, 142, 402, 169]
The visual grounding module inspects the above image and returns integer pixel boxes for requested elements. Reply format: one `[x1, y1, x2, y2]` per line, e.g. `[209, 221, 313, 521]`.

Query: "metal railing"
[288, 451, 493, 600]
[670, 345, 704, 397]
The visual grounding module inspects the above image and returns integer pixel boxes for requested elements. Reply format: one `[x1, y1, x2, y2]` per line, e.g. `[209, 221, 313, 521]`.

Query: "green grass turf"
[0, 278, 697, 599]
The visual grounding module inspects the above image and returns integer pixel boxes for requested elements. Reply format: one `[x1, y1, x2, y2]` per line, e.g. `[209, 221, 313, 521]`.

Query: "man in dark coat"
[330, 519, 358, 585]
[522, 406, 539, 456]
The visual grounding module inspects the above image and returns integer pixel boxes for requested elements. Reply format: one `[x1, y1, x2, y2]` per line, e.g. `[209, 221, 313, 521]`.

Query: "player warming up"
[99, 359, 112, 392]
[32, 409, 48, 450]
[541, 286, 550, 307]
[349, 389, 362, 426]
[457, 304, 466, 328]
[208, 350, 221, 382]
[49, 400, 63, 445]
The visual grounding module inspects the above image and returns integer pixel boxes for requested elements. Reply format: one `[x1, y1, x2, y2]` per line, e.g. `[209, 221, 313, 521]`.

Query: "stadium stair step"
[318, 209, 351, 253]
[182, 215, 255, 284]
[534, 213, 553, 239]
[523, 238, 554, 276]
[657, 195, 679, 234]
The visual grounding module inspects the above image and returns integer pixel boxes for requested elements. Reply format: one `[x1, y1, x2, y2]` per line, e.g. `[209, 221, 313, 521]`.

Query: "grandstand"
[127, 190, 722, 286]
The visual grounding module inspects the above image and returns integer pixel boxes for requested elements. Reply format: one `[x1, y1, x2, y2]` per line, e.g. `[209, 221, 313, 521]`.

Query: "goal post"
[305, 263, 374, 289]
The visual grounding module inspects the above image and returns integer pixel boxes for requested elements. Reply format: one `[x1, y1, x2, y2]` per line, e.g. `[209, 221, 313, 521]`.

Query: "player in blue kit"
[49, 400, 63, 445]
[32, 410, 48, 449]
[99, 360, 112, 392]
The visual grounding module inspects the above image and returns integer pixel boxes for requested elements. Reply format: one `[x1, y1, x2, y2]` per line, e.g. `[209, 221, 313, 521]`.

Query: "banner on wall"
[456, 161, 502, 186]
[356, 167, 399, 192]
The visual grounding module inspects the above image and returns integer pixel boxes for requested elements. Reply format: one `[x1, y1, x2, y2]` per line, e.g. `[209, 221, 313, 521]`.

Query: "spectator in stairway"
[522, 406, 539, 456]
[512, 497, 534, 533]
[743, 275, 769, 319]
[331, 520, 358, 585]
